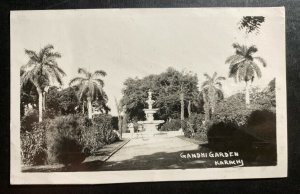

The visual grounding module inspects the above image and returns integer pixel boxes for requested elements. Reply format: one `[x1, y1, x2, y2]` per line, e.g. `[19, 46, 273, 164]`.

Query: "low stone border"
[84, 138, 130, 163]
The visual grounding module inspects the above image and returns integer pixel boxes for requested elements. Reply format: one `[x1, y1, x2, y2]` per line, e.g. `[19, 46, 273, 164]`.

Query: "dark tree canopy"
[121, 67, 201, 121]
[239, 16, 265, 34]
[45, 86, 79, 115]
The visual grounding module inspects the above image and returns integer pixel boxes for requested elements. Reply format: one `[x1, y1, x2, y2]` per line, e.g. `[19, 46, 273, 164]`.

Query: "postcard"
[10, 7, 287, 184]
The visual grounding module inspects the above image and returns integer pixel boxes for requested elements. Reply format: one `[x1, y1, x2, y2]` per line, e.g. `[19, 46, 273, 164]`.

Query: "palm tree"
[69, 68, 107, 119]
[21, 44, 66, 122]
[225, 43, 267, 106]
[201, 72, 225, 121]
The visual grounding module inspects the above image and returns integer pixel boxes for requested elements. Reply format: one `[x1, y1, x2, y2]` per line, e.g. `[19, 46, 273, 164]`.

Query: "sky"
[11, 8, 285, 116]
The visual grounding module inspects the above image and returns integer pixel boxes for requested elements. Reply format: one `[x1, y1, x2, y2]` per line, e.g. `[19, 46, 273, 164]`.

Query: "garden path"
[96, 135, 212, 170]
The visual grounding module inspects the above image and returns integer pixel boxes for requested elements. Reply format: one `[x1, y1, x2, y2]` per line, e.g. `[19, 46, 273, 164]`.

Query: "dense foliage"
[205, 80, 277, 164]
[182, 113, 207, 141]
[45, 86, 79, 115]
[212, 79, 276, 127]
[69, 68, 108, 119]
[21, 44, 66, 122]
[21, 109, 39, 133]
[46, 115, 85, 165]
[121, 67, 201, 121]
[159, 119, 182, 131]
[238, 16, 265, 34]
[83, 114, 119, 154]
[21, 114, 119, 166]
[21, 120, 50, 165]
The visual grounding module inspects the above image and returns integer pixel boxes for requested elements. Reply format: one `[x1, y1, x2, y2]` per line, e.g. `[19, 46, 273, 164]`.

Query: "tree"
[238, 16, 265, 34]
[121, 67, 200, 121]
[201, 72, 225, 122]
[21, 44, 66, 122]
[69, 68, 107, 119]
[92, 91, 111, 114]
[226, 43, 267, 106]
[45, 86, 80, 116]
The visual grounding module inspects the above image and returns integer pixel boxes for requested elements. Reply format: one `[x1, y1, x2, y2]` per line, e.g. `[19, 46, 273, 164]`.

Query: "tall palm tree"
[69, 68, 107, 119]
[225, 43, 267, 106]
[21, 44, 66, 122]
[201, 72, 225, 121]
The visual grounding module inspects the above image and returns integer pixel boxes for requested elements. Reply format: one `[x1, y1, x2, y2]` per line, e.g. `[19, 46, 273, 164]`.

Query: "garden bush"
[92, 114, 119, 144]
[181, 114, 206, 140]
[188, 113, 205, 132]
[246, 110, 276, 143]
[21, 109, 39, 132]
[80, 114, 119, 155]
[212, 93, 254, 127]
[21, 113, 121, 166]
[207, 109, 277, 164]
[46, 115, 86, 166]
[21, 120, 50, 165]
[207, 121, 239, 148]
[160, 119, 181, 131]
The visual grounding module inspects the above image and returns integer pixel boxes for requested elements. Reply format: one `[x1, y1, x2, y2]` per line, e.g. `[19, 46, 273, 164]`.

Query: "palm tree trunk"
[114, 97, 122, 138]
[188, 100, 191, 117]
[208, 87, 216, 114]
[42, 92, 46, 111]
[245, 81, 250, 106]
[211, 96, 216, 114]
[180, 93, 184, 121]
[82, 102, 85, 114]
[37, 88, 43, 122]
[87, 97, 92, 119]
[203, 92, 210, 123]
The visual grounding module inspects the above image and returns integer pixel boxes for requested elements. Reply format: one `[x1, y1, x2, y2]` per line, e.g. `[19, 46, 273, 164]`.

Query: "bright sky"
[11, 8, 285, 116]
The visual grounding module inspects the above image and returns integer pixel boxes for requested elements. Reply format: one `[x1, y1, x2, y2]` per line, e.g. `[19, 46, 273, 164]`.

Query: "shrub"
[193, 129, 208, 142]
[207, 110, 277, 163]
[246, 110, 276, 143]
[21, 109, 39, 132]
[92, 114, 119, 144]
[251, 89, 276, 112]
[207, 121, 239, 148]
[46, 115, 86, 166]
[160, 119, 181, 131]
[21, 120, 50, 165]
[182, 114, 206, 140]
[188, 113, 205, 133]
[111, 116, 119, 130]
[212, 93, 254, 127]
[80, 114, 119, 154]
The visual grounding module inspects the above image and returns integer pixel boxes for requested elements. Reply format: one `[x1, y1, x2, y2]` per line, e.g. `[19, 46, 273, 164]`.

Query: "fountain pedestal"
[137, 90, 164, 136]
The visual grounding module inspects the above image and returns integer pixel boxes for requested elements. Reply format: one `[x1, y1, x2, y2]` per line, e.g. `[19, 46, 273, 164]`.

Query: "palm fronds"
[78, 68, 89, 77]
[69, 77, 85, 86]
[93, 70, 107, 77]
[227, 43, 266, 83]
[22, 44, 65, 90]
[254, 56, 267, 67]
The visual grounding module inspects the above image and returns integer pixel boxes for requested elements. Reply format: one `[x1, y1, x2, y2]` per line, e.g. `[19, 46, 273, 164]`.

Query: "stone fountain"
[137, 89, 164, 135]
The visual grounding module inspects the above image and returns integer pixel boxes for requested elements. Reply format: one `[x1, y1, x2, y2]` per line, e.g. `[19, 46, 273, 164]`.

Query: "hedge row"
[21, 114, 119, 166]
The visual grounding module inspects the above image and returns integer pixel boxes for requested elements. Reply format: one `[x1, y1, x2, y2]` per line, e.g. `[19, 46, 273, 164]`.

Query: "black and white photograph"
[10, 7, 287, 184]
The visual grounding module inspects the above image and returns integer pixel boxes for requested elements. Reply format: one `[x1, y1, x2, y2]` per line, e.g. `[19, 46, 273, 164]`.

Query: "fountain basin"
[137, 120, 164, 134]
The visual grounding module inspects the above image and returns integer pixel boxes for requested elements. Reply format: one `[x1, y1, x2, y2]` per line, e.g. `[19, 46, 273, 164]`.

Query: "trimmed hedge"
[82, 114, 119, 154]
[21, 114, 119, 166]
[46, 115, 85, 165]
[160, 119, 181, 131]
